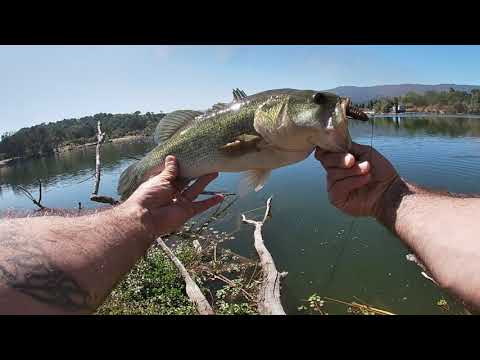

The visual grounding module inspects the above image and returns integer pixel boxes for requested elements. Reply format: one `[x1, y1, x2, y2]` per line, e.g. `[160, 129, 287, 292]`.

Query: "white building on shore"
[391, 104, 406, 113]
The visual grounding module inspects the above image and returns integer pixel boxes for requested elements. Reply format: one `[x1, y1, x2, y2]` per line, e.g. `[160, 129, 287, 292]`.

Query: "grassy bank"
[96, 240, 196, 315]
[96, 218, 260, 316]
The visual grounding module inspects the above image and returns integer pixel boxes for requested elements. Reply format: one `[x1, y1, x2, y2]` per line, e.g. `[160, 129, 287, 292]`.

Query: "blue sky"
[1, 45, 479, 134]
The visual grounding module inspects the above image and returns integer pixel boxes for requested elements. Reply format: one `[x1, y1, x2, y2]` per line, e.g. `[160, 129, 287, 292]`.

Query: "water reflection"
[3, 116, 480, 192]
[357, 115, 480, 138]
[0, 140, 154, 193]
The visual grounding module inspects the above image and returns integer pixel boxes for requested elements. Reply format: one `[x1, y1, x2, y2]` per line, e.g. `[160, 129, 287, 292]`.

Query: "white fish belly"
[217, 147, 314, 172]
[171, 146, 314, 180]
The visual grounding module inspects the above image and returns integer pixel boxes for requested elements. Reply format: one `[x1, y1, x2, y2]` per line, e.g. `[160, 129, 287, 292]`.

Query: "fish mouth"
[341, 97, 369, 121]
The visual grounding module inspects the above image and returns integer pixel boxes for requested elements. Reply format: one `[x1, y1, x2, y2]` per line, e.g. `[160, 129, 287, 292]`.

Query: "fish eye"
[312, 92, 329, 105]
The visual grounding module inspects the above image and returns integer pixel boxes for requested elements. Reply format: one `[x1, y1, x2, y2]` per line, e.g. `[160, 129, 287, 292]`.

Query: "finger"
[182, 173, 219, 201]
[329, 173, 372, 200]
[159, 155, 178, 182]
[316, 150, 356, 169]
[327, 161, 370, 186]
[138, 155, 178, 194]
[190, 195, 224, 217]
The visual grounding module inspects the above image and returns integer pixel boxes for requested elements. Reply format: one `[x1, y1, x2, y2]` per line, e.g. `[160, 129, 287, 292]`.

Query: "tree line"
[357, 88, 480, 114]
[0, 111, 165, 160]
[3, 88, 480, 160]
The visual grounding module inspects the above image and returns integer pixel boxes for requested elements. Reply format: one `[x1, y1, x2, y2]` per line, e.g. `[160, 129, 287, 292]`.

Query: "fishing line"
[323, 116, 375, 294]
[41, 173, 96, 194]
[322, 217, 356, 293]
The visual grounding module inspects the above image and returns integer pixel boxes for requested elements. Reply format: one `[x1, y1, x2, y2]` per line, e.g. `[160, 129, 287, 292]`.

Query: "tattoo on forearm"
[0, 232, 93, 312]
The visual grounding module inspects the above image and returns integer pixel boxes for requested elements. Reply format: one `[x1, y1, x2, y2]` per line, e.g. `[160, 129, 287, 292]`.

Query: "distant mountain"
[326, 84, 480, 104]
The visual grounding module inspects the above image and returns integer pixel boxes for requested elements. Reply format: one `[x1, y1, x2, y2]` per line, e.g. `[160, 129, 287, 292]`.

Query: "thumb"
[159, 155, 178, 182]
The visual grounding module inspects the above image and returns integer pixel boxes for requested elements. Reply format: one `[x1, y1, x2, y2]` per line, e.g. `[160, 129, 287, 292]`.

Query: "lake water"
[2, 115, 480, 315]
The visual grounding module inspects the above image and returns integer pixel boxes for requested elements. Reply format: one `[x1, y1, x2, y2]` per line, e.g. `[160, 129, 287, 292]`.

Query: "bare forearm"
[0, 204, 154, 314]
[378, 178, 480, 308]
[0, 156, 221, 315]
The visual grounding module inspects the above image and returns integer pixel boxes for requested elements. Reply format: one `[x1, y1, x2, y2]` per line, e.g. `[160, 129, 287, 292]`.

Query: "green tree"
[0, 112, 165, 158]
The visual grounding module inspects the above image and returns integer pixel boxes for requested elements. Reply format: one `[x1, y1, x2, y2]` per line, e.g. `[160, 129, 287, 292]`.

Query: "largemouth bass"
[118, 88, 368, 199]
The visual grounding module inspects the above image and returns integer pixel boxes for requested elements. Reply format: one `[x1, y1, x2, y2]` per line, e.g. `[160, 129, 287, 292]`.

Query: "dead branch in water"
[90, 120, 119, 205]
[203, 270, 255, 301]
[8, 167, 118, 218]
[17, 180, 47, 211]
[323, 296, 395, 315]
[193, 196, 238, 236]
[156, 237, 215, 315]
[242, 196, 287, 315]
[92, 120, 106, 196]
[200, 191, 236, 197]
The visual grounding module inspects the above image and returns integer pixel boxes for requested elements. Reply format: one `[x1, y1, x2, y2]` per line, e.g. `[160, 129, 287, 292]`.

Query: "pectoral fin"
[238, 169, 272, 197]
[219, 134, 263, 157]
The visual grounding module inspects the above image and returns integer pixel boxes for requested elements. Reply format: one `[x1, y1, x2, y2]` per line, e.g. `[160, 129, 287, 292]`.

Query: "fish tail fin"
[118, 161, 141, 200]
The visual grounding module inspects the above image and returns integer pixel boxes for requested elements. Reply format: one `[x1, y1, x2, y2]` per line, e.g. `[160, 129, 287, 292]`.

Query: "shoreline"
[372, 112, 480, 119]
[55, 134, 148, 153]
[0, 134, 149, 168]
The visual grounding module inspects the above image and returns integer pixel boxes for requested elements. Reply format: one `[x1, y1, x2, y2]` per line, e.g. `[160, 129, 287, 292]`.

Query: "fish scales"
[118, 88, 367, 199]
[147, 102, 257, 172]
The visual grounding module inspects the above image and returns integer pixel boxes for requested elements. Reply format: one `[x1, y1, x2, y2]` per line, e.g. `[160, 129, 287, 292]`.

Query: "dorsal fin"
[201, 102, 229, 118]
[210, 102, 228, 112]
[232, 88, 248, 101]
[154, 110, 202, 144]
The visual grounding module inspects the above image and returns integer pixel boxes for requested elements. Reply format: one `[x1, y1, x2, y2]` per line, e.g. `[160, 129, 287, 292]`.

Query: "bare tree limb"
[203, 270, 255, 301]
[323, 296, 395, 315]
[38, 180, 42, 205]
[242, 196, 287, 315]
[193, 196, 238, 235]
[156, 237, 215, 315]
[200, 191, 236, 197]
[92, 120, 106, 196]
[90, 120, 119, 205]
[17, 179, 47, 211]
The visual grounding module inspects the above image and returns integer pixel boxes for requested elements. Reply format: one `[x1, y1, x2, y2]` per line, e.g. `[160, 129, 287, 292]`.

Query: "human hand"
[122, 155, 224, 236]
[315, 142, 400, 218]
